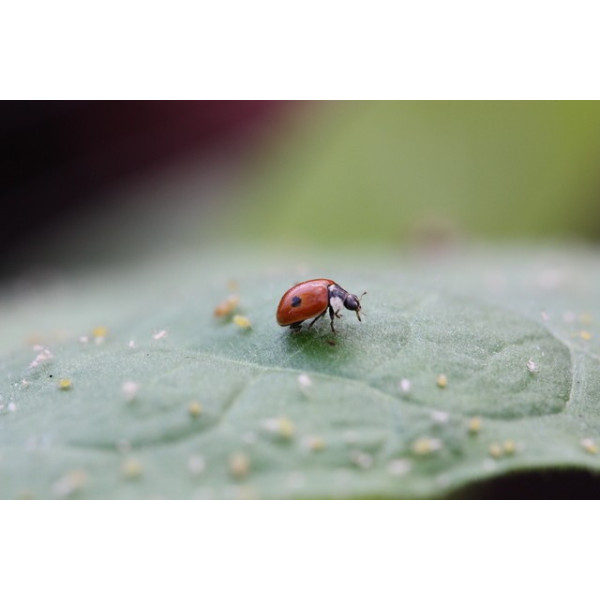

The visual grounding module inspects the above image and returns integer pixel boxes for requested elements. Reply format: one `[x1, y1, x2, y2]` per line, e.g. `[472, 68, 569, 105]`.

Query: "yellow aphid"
[26, 334, 45, 347]
[411, 437, 443, 456]
[59, 378, 72, 390]
[467, 416, 482, 434]
[436, 374, 448, 388]
[489, 443, 503, 458]
[580, 330, 592, 341]
[214, 294, 240, 317]
[229, 453, 250, 479]
[304, 436, 326, 452]
[188, 401, 203, 417]
[503, 440, 516, 455]
[92, 326, 108, 339]
[53, 469, 87, 498]
[233, 314, 252, 329]
[581, 438, 599, 455]
[278, 418, 294, 440]
[121, 458, 143, 478]
[263, 417, 295, 440]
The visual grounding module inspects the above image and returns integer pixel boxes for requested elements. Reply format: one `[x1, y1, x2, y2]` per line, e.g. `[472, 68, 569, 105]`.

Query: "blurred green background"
[227, 101, 600, 249]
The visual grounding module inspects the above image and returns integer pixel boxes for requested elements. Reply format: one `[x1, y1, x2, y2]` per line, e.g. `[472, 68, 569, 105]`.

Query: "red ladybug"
[276, 279, 366, 333]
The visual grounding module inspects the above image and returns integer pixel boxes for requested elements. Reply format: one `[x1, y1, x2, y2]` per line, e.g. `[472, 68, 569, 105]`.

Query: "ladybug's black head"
[344, 291, 367, 321]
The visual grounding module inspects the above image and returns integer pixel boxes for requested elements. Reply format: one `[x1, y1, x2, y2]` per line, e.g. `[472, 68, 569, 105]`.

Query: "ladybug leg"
[308, 310, 327, 329]
[289, 321, 304, 332]
[329, 306, 336, 333]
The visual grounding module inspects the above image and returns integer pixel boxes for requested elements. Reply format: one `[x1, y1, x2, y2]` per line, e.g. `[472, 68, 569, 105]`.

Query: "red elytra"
[276, 278, 365, 333]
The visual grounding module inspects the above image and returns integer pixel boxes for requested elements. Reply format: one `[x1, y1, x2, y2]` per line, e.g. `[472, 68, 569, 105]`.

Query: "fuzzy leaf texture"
[1, 247, 599, 498]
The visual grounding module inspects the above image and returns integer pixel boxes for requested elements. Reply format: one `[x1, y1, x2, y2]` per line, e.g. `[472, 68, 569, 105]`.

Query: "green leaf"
[2, 246, 600, 498]
[231, 102, 600, 244]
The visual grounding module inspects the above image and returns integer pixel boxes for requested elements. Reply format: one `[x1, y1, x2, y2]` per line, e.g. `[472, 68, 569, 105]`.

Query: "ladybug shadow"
[280, 324, 355, 361]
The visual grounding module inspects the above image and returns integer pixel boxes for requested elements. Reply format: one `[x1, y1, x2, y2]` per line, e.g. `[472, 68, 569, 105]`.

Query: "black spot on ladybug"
[291, 296, 302, 307]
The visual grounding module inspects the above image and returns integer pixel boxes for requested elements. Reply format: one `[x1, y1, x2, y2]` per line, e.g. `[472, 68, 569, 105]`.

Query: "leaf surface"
[1, 247, 600, 498]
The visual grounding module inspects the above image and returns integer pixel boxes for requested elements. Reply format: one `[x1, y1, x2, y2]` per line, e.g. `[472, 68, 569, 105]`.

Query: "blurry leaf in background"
[230, 101, 600, 247]
[7, 101, 600, 277]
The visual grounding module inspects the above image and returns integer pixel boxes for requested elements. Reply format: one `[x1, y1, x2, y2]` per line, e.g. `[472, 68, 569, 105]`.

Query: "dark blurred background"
[0, 101, 291, 275]
[3, 101, 600, 281]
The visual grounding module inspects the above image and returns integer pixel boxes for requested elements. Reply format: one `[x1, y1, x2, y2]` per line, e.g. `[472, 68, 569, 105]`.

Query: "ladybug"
[276, 279, 366, 333]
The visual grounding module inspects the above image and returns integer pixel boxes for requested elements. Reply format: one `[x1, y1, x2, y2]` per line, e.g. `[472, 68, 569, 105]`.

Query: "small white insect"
[430, 410, 450, 424]
[187, 455, 206, 475]
[350, 450, 373, 469]
[297, 373, 313, 395]
[387, 459, 412, 476]
[29, 347, 53, 369]
[580, 438, 598, 455]
[121, 381, 140, 402]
